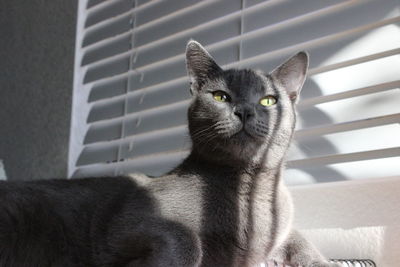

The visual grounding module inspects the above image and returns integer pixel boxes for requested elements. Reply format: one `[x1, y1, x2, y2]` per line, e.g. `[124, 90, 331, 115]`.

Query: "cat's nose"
[234, 107, 254, 122]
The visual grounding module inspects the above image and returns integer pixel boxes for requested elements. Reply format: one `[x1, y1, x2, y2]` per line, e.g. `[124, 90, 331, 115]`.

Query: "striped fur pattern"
[0, 41, 340, 267]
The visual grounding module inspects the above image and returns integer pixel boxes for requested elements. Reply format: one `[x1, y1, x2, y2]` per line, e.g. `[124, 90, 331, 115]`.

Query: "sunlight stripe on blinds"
[69, 0, 400, 185]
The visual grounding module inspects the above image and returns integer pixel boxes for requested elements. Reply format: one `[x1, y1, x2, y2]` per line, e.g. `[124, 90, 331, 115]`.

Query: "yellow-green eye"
[212, 91, 230, 102]
[260, 96, 277, 106]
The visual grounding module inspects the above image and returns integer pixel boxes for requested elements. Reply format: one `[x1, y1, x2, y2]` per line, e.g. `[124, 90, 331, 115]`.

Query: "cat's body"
[0, 41, 339, 267]
[156, 159, 293, 266]
[0, 171, 286, 267]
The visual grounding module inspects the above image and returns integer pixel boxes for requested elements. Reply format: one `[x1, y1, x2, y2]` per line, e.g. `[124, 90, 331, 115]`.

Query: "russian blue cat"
[0, 41, 339, 267]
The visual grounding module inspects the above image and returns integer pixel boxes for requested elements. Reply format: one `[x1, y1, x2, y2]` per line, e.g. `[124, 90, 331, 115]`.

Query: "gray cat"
[0, 41, 340, 267]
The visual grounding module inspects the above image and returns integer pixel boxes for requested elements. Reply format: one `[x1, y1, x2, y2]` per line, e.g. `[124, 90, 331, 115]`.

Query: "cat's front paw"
[310, 261, 342, 267]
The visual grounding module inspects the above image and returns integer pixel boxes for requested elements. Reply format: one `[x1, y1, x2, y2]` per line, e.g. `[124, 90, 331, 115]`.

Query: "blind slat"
[77, 125, 187, 166]
[295, 113, 400, 140]
[87, 0, 108, 9]
[74, 150, 188, 177]
[298, 80, 400, 108]
[85, 0, 136, 28]
[288, 147, 400, 168]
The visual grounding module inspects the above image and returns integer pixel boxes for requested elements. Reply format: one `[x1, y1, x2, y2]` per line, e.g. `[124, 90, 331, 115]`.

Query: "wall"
[0, 0, 77, 180]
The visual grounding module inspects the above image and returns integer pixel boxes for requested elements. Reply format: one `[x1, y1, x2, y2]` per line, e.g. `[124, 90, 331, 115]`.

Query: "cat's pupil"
[260, 96, 277, 106]
[212, 91, 230, 102]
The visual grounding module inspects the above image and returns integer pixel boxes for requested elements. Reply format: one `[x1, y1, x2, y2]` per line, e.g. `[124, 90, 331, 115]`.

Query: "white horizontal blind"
[69, 0, 400, 185]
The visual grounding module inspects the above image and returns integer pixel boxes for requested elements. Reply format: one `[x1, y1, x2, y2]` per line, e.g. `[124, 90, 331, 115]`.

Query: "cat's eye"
[260, 96, 277, 107]
[212, 91, 230, 102]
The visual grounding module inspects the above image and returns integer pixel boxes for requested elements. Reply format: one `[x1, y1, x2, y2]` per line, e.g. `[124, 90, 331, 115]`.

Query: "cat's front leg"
[269, 229, 340, 267]
[106, 216, 202, 267]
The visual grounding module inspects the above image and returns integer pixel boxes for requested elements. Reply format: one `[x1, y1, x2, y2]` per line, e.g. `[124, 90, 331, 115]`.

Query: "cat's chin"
[230, 128, 264, 144]
[230, 129, 253, 141]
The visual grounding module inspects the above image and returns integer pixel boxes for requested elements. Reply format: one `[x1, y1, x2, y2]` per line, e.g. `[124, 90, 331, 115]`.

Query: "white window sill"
[289, 176, 400, 267]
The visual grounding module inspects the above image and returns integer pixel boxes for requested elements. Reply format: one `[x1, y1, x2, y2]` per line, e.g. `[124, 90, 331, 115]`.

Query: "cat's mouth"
[214, 120, 266, 143]
[231, 127, 257, 141]
[230, 122, 268, 142]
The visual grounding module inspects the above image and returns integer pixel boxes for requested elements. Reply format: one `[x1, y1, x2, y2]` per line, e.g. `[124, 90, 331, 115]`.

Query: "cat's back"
[0, 176, 152, 267]
[0, 176, 154, 233]
[0, 177, 140, 212]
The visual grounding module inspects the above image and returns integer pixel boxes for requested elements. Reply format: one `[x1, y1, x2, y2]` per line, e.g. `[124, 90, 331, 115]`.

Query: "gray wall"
[0, 0, 77, 180]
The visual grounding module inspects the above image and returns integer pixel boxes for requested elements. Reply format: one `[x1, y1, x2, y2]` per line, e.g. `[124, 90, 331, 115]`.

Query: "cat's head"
[185, 40, 308, 169]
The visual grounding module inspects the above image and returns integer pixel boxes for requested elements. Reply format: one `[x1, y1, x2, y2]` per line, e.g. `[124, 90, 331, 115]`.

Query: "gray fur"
[0, 40, 340, 267]
[127, 41, 339, 266]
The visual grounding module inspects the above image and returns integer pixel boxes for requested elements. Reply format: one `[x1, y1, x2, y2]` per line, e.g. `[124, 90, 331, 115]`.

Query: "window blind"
[69, 0, 400, 185]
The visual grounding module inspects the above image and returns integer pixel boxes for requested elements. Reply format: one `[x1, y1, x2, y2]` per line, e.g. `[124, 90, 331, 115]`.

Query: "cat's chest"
[235, 176, 291, 265]
[237, 178, 275, 246]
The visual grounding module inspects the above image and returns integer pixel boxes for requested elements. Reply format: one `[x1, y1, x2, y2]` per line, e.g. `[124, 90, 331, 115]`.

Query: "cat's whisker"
[217, 129, 233, 136]
[192, 129, 218, 142]
[191, 123, 219, 140]
[191, 120, 232, 141]
[214, 124, 231, 131]
[215, 120, 231, 126]
[193, 130, 221, 148]
[213, 120, 231, 128]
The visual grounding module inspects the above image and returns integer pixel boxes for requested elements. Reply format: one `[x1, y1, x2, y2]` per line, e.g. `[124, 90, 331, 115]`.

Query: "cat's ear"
[270, 52, 309, 102]
[186, 40, 223, 93]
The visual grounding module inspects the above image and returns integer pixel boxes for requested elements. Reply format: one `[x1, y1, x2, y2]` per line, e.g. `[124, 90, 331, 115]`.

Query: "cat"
[0, 40, 340, 267]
